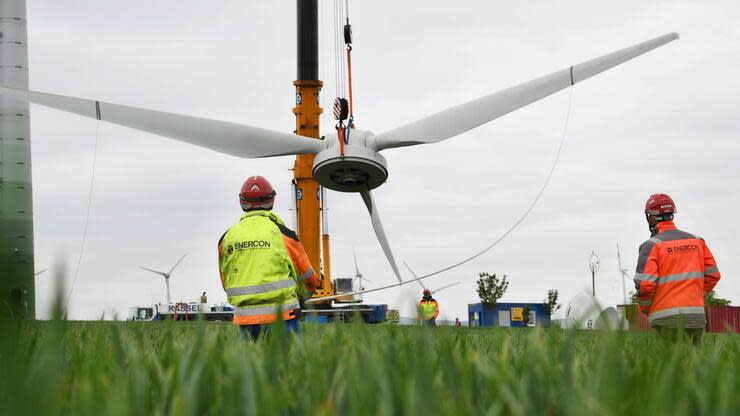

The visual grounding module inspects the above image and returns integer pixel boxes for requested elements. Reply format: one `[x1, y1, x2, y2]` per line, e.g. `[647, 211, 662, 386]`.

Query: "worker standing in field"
[418, 289, 439, 327]
[218, 176, 320, 340]
[633, 193, 721, 344]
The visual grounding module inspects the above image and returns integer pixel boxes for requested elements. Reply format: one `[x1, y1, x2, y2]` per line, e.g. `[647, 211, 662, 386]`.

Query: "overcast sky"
[27, 0, 740, 320]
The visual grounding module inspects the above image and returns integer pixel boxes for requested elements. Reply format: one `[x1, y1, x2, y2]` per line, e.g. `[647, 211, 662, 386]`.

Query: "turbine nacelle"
[312, 129, 388, 192]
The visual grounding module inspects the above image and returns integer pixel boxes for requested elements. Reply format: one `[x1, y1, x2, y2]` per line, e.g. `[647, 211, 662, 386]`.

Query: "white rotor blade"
[139, 266, 168, 277]
[353, 248, 361, 276]
[0, 86, 326, 158]
[168, 254, 187, 275]
[375, 32, 678, 150]
[403, 261, 427, 289]
[431, 281, 461, 294]
[360, 191, 403, 284]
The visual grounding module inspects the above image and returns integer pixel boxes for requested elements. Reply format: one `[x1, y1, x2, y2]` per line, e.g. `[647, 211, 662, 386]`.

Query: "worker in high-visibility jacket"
[634, 193, 721, 344]
[218, 176, 320, 340]
[418, 289, 439, 327]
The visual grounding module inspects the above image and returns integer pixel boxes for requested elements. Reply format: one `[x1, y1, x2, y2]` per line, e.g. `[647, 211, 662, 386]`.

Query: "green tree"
[705, 290, 731, 306]
[543, 289, 561, 318]
[476, 273, 508, 309]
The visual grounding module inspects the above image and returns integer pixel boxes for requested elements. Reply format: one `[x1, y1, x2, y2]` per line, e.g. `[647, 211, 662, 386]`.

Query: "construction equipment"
[128, 301, 234, 322]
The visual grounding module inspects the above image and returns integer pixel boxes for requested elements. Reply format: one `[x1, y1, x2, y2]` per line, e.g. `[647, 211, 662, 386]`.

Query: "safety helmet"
[423, 289, 431, 296]
[239, 176, 276, 211]
[644, 193, 676, 217]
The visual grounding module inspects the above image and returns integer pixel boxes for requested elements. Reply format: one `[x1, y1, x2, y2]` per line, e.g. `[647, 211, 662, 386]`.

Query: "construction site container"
[705, 306, 740, 333]
[468, 302, 550, 328]
[619, 304, 739, 333]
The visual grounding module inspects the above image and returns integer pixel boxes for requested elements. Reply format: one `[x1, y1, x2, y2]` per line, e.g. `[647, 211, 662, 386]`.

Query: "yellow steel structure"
[292, 79, 333, 300]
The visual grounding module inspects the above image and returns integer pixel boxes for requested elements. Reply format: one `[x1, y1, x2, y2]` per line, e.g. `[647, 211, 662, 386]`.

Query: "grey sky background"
[27, 0, 739, 320]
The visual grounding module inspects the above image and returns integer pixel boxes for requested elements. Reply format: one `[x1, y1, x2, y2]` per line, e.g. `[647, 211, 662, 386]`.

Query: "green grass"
[0, 319, 737, 415]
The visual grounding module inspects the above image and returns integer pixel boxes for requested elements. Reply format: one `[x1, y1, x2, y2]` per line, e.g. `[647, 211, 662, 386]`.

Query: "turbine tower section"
[0, 0, 33, 319]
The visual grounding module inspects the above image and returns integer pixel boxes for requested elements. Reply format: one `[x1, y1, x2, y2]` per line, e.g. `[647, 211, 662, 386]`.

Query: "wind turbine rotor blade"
[431, 281, 461, 294]
[403, 260, 426, 289]
[374, 33, 679, 150]
[168, 254, 187, 275]
[0, 86, 326, 158]
[139, 265, 168, 277]
[360, 191, 403, 284]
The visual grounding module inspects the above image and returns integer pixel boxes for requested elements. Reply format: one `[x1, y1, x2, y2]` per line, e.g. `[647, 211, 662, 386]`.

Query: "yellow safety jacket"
[218, 210, 318, 325]
[419, 299, 439, 320]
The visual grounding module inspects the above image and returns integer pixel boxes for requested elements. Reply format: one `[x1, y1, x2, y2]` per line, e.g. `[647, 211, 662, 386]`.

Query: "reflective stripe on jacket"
[633, 221, 721, 327]
[218, 210, 319, 325]
[419, 299, 439, 320]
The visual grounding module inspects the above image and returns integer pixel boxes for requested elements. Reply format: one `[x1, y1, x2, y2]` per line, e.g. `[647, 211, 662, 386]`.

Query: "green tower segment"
[0, 0, 34, 319]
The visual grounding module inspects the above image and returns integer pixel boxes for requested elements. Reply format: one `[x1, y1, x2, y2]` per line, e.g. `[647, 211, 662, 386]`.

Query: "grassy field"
[1, 318, 738, 415]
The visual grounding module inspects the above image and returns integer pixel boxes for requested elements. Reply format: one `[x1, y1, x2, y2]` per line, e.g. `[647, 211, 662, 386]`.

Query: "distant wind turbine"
[617, 244, 631, 304]
[139, 254, 186, 306]
[352, 248, 372, 291]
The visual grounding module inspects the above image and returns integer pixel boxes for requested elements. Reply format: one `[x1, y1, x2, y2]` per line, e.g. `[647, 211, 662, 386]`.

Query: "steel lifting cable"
[65, 116, 102, 308]
[344, 0, 354, 119]
[333, 0, 355, 156]
[333, 0, 341, 98]
[308, 88, 575, 303]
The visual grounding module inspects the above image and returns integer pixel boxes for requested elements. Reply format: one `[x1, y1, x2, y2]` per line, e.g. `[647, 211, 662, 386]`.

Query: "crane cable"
[65, 116, 101, 308]
[308, 87, 575, 303]
[333, 0, 357, 156]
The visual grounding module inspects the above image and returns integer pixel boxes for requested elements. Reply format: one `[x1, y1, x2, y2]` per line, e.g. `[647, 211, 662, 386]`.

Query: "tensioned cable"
[308, 87, 575, 302]
[333, 0, 340, 97]
[337, 0, 347, 98]
[64, 119, 101, 308]
[416, 87, 576, 280]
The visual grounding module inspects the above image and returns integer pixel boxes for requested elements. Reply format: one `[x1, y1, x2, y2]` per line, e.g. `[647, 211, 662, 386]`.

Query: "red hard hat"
[239, 176, 276, 211]
[644, 193, 676, 216]
[423, 289, 431, 295]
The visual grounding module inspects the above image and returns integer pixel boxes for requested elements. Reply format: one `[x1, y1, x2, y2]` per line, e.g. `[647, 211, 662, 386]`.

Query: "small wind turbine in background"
[352, 248, 372, 291]
[617, 244, 631, 305]
[139, 254, 187, 306]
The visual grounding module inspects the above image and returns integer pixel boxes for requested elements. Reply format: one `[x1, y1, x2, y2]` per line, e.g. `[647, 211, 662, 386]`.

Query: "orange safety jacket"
[634, 221, 721, 327]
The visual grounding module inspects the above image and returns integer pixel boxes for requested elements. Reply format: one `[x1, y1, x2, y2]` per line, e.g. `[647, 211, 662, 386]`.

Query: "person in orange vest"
[218, 176, 320, 340]
[634, 193, 721, 344]
[418, 289, 439, 327]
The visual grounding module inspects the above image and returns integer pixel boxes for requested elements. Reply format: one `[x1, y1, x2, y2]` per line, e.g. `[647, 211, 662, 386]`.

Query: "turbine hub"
[313, 132, 388, 192]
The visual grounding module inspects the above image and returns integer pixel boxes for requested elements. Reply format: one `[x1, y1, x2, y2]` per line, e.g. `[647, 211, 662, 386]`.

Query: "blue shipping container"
[468, 302, 550, 328]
